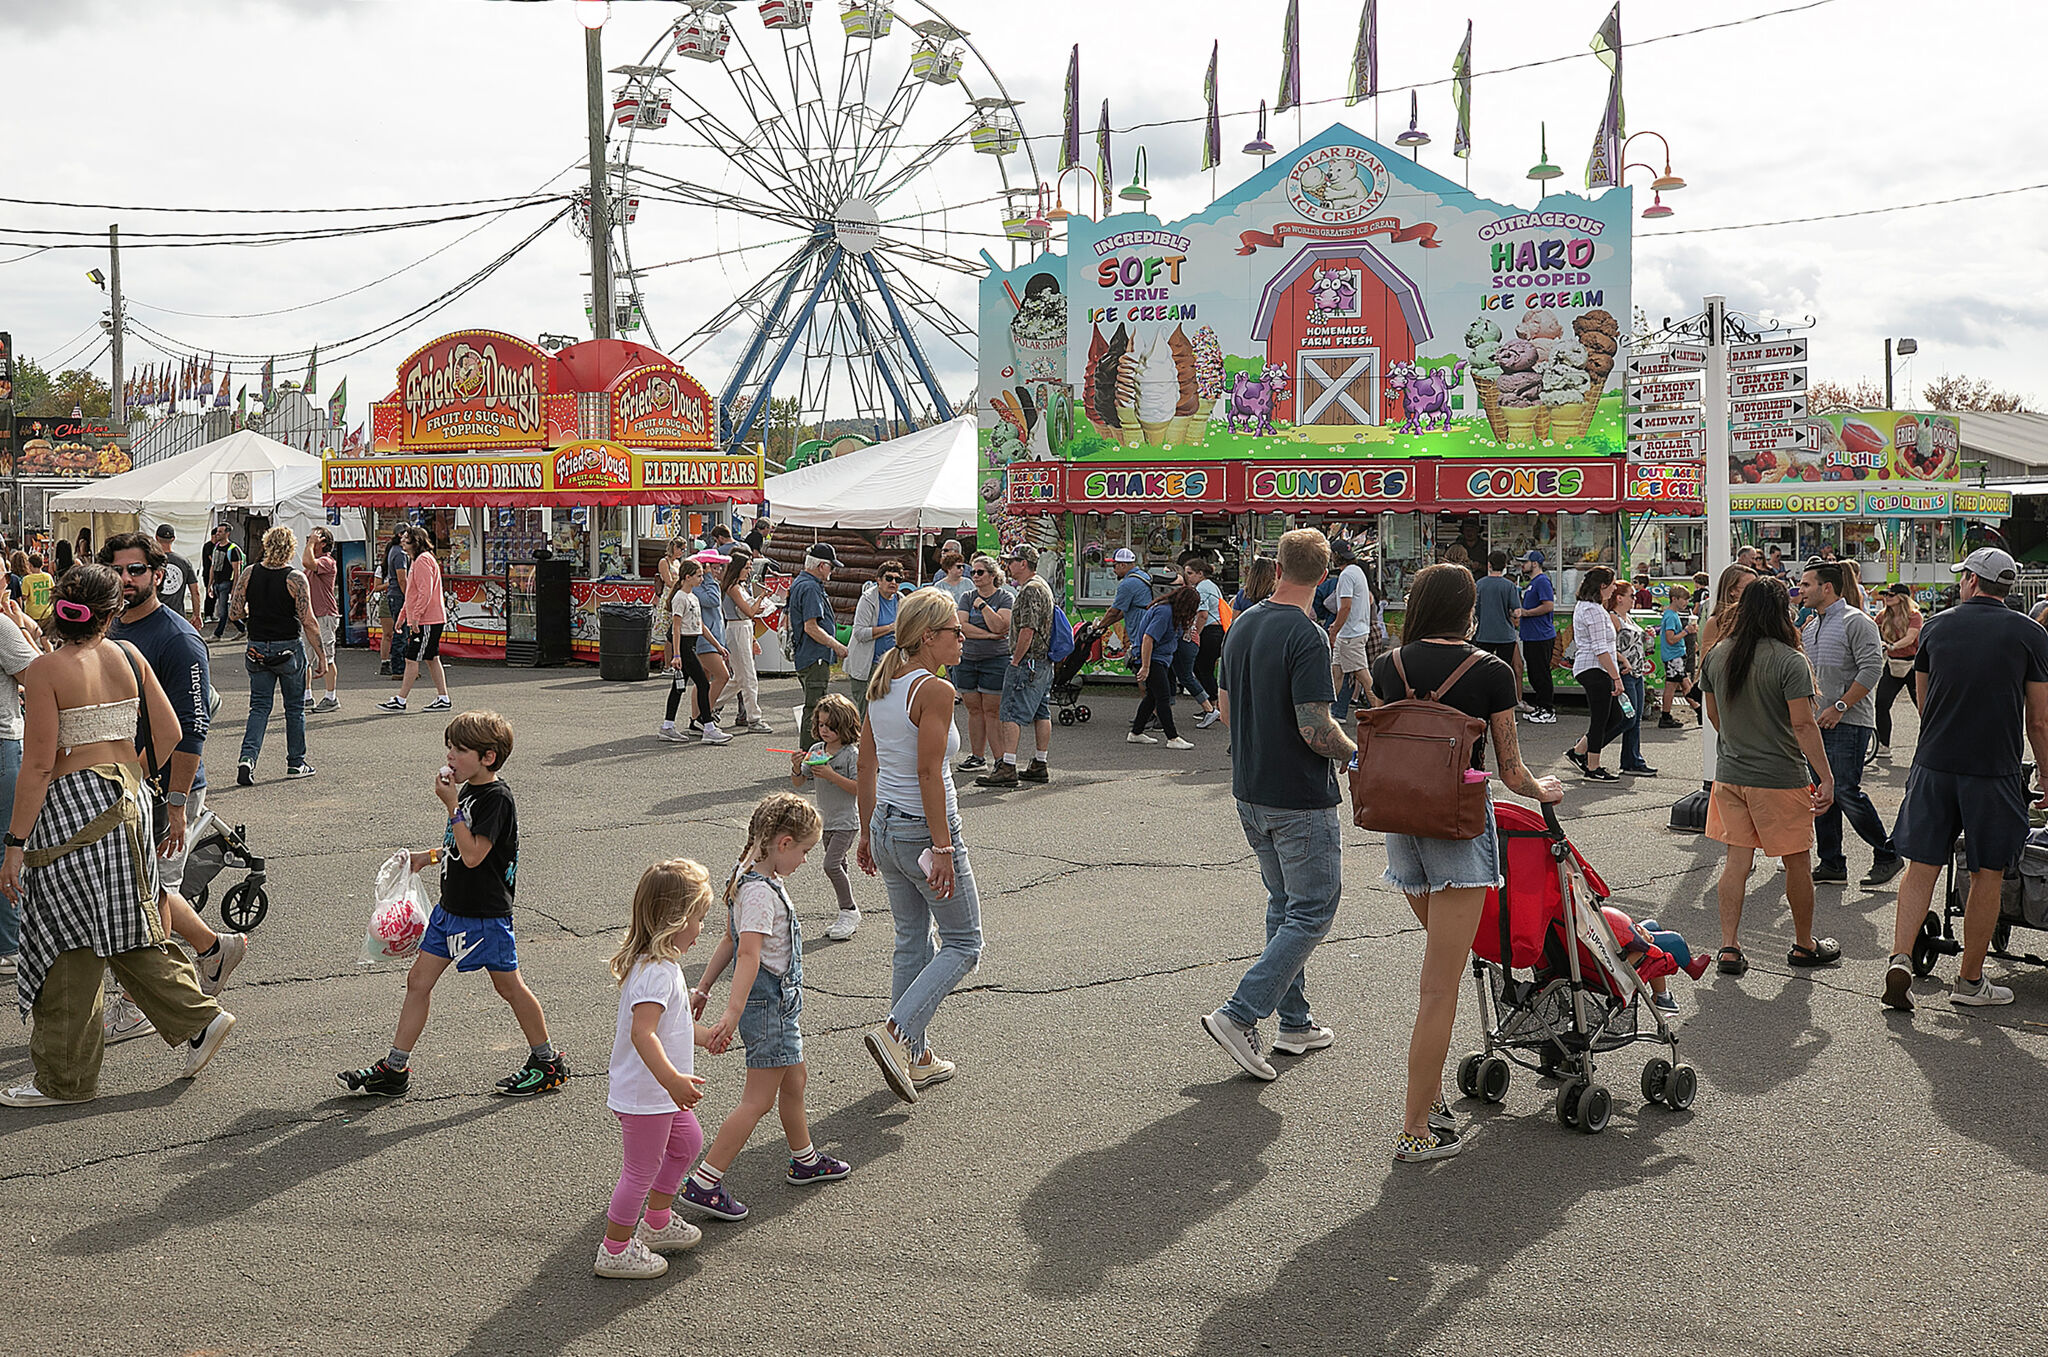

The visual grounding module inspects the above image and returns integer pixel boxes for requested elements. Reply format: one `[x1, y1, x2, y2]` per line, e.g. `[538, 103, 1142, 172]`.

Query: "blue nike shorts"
[418, 906, 520, 973]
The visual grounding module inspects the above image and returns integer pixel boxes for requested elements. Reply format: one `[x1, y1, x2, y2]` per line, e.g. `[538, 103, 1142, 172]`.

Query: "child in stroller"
[1048, 618, 1104, 726]
[1456, 802, 1700, 1135]
[181, 809, 270, 932]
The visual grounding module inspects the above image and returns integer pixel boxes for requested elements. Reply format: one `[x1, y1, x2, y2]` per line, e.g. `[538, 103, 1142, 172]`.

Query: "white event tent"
[48, 429, 361, 547]
[760, 415, 978, 530]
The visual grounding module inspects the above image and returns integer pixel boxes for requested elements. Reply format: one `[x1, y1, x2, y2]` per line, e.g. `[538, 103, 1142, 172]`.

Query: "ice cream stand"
[321, 330, 762, 663]
[978, 125, 1680, 688]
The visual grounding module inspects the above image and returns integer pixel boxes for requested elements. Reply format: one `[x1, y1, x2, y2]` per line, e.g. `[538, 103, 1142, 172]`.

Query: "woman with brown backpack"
[1363, 563, 1562, 1164]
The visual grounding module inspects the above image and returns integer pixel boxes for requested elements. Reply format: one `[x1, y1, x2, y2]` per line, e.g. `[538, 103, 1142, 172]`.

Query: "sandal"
[1716, 946, 1749, 976]
[1787, 938, 1843, 967]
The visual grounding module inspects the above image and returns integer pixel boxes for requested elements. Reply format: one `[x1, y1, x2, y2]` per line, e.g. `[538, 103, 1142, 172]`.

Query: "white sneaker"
[1126, 732, 1158, 744]
[1952, 975, 2015, 1007]
[104, 994, 156, 1044]
[593, 1236, 669, 1279]
[0, 1082, 92, 1108]
[746, 720, 775, 735]
[0, 953, 16, 979]
[1273, 1023, 1335, 1055]
[196, 933, 247, 998]
[180, 1011, 236, 1078]
[636, 1214, 702, 1254]
[699, 722, 734, 746]
[826, 909, 861, 940]
[1196, 710, 1222, 729]
[1165, 737, 1196, 751]
[1201, 1008, 1277, 1080]
[656, 724, 692, 743]
[864, 1023, 919, 1104]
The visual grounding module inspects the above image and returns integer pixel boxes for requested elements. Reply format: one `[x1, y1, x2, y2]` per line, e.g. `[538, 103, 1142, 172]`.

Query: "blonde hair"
[866, 587, 959, 704]
[610, 859, 713, 983]
[813, 692, 860, 747]
[262, 525, 297, 566]
[724, 792, 823, 907]
[1276, 528, 1330, 585]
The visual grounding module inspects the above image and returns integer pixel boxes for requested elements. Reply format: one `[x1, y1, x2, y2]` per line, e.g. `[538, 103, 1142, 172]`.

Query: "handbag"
[1350, 646, 1490, 841]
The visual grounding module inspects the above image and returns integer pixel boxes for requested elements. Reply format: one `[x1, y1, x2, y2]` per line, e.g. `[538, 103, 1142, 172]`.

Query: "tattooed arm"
[1295, 701, 1357, 762]
[1488, 710, 1564, 804]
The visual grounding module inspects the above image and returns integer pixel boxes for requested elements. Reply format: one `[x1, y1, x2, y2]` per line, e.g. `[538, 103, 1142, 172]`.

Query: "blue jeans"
[869, 805, 983, 1059]
[1815, 722, 1893, 871]
[0, 737, 19, 957]
[241, 639, 308, 770]
[1619, 673, 1649, 770]
[1221, 802, 1343, 1031]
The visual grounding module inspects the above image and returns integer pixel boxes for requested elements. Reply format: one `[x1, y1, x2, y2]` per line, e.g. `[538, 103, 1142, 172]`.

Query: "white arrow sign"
[1627, 408, 1704, 437]
[1627, 350, 1703, 379]
[1729, 423, 1820, 454]
[1731, 394, 1810, 426]
[1628, 376, 1702, 406]
[1628, 431, 1706, 460]
[1728, 338, 1808, 369]
[1729, 366, 1807, 397]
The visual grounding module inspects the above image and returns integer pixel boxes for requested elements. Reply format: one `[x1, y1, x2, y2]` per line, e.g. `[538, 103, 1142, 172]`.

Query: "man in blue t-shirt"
[1518, 551, 1558, 723]
[787, 543, 848, 745]
[1098, 548, 1155, 666]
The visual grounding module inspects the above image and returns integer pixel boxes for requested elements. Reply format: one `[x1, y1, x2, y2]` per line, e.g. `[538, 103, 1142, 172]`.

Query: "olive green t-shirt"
[1700, 638, 1815, 790]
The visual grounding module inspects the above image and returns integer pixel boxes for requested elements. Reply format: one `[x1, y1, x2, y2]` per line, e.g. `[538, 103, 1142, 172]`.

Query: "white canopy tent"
[48, 428, 364, 546]
[761, 416, 978, 530]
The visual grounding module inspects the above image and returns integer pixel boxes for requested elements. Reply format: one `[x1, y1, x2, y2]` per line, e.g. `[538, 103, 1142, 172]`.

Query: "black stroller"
[182, 810, 270, 931]
[1050, 619, 1104, 726]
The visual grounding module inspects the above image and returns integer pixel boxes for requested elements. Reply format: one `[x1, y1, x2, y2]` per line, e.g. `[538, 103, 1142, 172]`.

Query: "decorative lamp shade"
[1119, 147, 1151, 204]
[1641, 191, 1674, 220]
[1395, 89, 1430, 147]
[1527, 122, 1562, 182]
[1244, 100, 1275, 157]
[1652, 171, 1687, 192]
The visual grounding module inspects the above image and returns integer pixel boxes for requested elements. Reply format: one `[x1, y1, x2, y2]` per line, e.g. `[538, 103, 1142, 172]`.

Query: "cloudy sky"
[2, 0, 2041, 423]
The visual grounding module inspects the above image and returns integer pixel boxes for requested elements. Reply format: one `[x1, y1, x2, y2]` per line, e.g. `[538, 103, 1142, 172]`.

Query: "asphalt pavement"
[5, 645, 2047, 1357]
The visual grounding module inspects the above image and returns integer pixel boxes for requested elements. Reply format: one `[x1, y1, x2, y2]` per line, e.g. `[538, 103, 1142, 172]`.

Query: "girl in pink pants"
[597, 860, 717, 1279]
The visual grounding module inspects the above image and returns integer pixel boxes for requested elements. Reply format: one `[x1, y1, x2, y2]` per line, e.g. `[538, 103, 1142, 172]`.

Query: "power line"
[0, 200, 568, 251]
[0, 191, 572, 215]
[1639, 180, 2048, 237]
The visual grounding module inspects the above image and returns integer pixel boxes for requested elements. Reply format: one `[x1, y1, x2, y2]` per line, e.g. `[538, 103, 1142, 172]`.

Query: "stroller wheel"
[1993, 920, 2013, 956]
[189, 884, 210, 916]
[1477, 1056, 1511, 1105]
[1076, 706, 1091, 723]
[1910, 912, 1942, 977]
[220, 881, 270, 932]
[1640, 1057, 1672, 1104]
[1455, 1053, 1484, 1099]
[1663, 1064, 1698, 1111]
[1059, 709, 1075, 726]
[1555, 1081, 1584, 1129]
[1574, 1083, 1613, 1134]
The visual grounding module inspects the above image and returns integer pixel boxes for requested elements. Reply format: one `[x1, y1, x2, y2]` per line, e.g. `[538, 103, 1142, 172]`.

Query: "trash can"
[597, 602, 653, 682]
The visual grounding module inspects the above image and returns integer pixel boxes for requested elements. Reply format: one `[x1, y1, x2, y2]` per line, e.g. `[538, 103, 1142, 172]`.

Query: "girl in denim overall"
[680, 793, 850, 1221]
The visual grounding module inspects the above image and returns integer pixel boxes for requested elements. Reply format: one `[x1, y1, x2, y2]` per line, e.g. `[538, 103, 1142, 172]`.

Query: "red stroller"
[1453, 802, 1698, 1134]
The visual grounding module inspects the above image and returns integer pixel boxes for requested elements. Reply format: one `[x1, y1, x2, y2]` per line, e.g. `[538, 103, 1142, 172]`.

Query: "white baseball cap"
[1954, 546, 2018, 585]
[1112, 547, 1138, 563]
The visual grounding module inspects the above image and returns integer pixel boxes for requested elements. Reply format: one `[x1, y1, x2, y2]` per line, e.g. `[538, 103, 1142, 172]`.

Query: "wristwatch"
[166, 791, 189, 808]
[4, 833, 24, 848]
[1833, 700, 1849, 714]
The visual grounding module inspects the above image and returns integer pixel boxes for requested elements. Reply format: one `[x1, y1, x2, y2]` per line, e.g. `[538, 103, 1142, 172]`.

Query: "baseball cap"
[1329, 539, 1356, 563]
[804, 543, 840, 566]
[1112, 547, 1137, 563]
[1954, 546, 2018, 584]
[154, 523, 175, 541]
[1522, 549, 1545, 564]
[1001, 542, 1039, 567]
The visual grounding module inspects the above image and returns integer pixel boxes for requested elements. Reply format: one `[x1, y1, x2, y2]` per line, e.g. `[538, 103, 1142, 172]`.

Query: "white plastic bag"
[360, 849, 430, 967]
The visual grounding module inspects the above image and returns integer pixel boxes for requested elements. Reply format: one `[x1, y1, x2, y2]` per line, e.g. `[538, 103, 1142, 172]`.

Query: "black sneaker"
[497, 1052, 570, 1097]
[338, 1059, 409, 1096]
[1862, 855, 1904, 888]
[1811, 863, 1849, 885]
[1657, 714, 1685, 730]
[236, 762, 254, 787]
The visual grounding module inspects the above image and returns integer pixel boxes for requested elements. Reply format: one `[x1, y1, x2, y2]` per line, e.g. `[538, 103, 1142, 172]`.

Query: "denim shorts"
[999, 659, 1055, 725]
[736, 967, 803, 1068]
[1383, 801, 1503, 895]
[952, 654, 1008, 694]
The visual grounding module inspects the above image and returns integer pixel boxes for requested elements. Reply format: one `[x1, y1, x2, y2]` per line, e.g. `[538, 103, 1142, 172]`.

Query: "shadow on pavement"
[1018, 1079, 1282, 1298]
[1895, 1012, 2048, 1170]
[1187, 1121, 1690, 1355]
[52, 1098, 508, 1256]
[1679, 971, 1830, 1099]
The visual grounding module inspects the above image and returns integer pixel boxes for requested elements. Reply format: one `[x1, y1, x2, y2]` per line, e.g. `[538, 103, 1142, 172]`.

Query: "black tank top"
[246, 564, 298, 642]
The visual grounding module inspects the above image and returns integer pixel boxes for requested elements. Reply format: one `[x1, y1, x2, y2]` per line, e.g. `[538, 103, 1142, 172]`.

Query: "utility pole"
[1701, 293, 1729, 783]
[108, 223, 127, 425]
[584, 26, 613, 340]
[1883, 336, 1893, 411]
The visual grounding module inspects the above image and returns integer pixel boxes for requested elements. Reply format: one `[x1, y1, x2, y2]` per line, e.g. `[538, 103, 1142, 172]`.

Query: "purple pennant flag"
[1275, 0, 1301, 113]
[1202, 42, 1221, 171]
[1347, 0, 1377, 105]
[1059, 46, 1080, 173]
[1096, 99, 1112, 217]
[1585, 3, 1623, 188]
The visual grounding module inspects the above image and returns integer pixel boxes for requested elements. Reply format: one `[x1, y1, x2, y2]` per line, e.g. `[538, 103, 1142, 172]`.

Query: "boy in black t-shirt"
[339, 711, 567, 1098]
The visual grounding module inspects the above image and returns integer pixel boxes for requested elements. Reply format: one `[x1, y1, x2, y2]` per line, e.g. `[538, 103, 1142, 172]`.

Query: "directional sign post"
[1626, 352, 1702, 380]
[1729, 366, 1807, 398]
[1729, 423, 1821, 454]
[1627, 408, 1704, 438]
[1727, 337, 1808, 369]
[1628, 430, 1707, 460]
[1629, 375, 1703, 406]
[1730, 394, 1810, 426]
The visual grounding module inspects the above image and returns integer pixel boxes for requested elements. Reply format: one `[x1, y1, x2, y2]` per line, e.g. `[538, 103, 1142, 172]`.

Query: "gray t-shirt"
[0, 614, 39, 742]
[1701, 637, 1815, 790]
[1473, 574, 1520, 644]
[960, 586, 1013, 662]
[801, 742, 860, 832]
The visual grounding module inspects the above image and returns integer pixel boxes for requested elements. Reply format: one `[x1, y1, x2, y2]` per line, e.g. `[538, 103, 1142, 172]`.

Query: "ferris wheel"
[599, 1, 1042, 452]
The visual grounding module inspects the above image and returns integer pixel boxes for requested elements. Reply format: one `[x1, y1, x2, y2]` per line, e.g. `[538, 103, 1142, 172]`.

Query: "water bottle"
[1617, 691, 1636, 720]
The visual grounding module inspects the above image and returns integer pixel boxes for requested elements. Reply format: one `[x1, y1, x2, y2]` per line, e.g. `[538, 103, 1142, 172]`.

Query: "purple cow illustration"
[1387, 359, 1466, 434]
[1307, 266, 1357, 317]
[1226, 364, 1292, 436]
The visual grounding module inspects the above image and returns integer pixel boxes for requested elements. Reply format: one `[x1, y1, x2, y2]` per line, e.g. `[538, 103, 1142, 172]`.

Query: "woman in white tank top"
[856, 588, 983, 1106]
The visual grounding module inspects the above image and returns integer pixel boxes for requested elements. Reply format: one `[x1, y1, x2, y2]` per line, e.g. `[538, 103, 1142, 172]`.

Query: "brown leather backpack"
[1350, 646, 1490, 840]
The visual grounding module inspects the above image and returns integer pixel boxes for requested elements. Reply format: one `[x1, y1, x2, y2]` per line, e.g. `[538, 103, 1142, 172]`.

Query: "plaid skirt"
[15, 764, 162, 1017]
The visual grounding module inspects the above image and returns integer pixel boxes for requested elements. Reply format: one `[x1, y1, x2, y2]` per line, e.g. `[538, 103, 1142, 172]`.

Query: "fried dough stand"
[321, 331, 762, 665]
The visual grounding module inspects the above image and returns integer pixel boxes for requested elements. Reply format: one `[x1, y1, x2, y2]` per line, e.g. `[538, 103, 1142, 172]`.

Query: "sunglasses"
[881, 575, 901, 583]
[930, 625, 963, 638]
[970, 568, 989, 576]
[116, 562, 155, 577]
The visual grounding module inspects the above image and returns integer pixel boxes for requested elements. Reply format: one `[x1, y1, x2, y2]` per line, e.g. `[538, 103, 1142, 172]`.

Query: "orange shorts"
[1707, 782, 1816, 859]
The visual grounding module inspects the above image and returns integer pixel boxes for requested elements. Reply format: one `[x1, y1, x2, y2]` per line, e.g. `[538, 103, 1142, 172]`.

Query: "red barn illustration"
[1251, 240, 1432, 430]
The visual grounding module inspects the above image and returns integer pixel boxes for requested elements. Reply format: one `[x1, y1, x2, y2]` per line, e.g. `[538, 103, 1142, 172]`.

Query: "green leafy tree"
[763, 395, 802, 470]
[23, 368, 111, 418]
[6, 356, 54, 410]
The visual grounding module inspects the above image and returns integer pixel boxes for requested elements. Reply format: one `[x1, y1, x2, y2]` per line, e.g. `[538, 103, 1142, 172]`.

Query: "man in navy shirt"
[103, 531, 248, 999]
[1518, 551, 1558, 724]
[788, 543, 847, 746]
[1884, 547, 2048, 1011]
